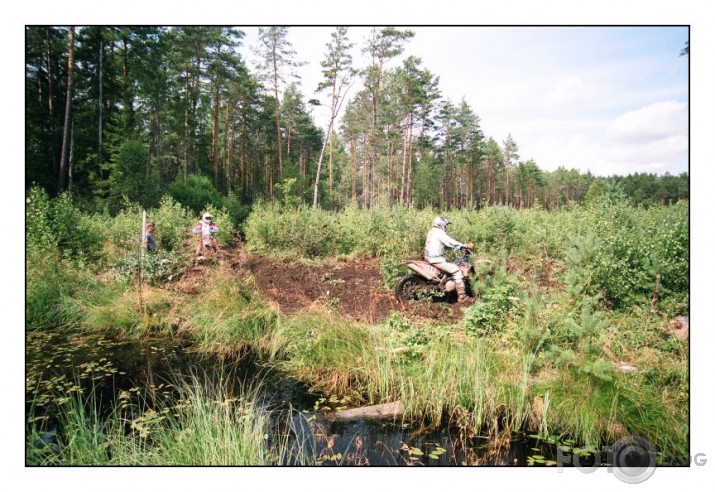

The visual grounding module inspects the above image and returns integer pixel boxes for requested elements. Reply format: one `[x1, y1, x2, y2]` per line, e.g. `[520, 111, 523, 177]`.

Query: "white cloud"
[606, 100, 688, 143]
[592, 100, 689, 174]
[526, 134, 604, 173]
[547, 75, 596, 106]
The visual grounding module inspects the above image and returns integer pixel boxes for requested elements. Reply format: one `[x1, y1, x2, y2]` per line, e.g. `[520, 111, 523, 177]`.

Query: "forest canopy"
[26, 26, 688, 214]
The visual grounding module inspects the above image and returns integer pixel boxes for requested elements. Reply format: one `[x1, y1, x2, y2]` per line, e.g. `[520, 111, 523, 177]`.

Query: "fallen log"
[328, 401, 404, 421]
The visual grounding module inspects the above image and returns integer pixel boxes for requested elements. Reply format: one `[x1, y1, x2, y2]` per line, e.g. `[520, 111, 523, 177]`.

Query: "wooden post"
[651, 274, 661, 308]
[137, 210, 146, 314]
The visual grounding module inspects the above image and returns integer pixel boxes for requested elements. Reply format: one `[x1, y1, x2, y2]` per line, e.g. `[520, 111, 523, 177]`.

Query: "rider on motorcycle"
[424, 216, 474, 303]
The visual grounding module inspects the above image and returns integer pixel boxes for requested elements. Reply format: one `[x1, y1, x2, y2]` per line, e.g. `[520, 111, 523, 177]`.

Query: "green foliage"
[473, 206, 524, 255]
[383, 312, 432, 361]
[585, 201, 688, 308]
[25, 187, 106, 329]
[110, 251, 183, 285]
[244, 203, 431, 259]
[275, 177, 302, 209]
[515, 287, 550, 352]
[98, 196, 194, 266]
[377, 237, 412, 288]
[463, 281, 521, 337]
[26, 186, 104, 263]
[169, 175, 222, 217]
[26, 186, 56, 254]
[220, 195, 252, 232]
[565, 233, 600, 299]
[148, 196, 195, 252]
[567, 297, 612, 382]
[106, 140, 161, 211]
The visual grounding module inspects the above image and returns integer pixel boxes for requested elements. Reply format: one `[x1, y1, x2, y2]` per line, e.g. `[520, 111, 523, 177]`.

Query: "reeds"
[26, 374, 316, 466]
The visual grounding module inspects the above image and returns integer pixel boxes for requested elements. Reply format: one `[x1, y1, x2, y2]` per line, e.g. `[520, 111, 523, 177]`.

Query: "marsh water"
[26, 330, 549, 466]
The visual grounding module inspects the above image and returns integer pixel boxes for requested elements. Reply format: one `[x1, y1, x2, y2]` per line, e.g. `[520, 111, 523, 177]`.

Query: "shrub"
[107, 140, 161, 211]
[586, 201, 688, 308]
[168, 175, 222, 217]
[463, 281, 521, 337]
[26, 187, 104, 263]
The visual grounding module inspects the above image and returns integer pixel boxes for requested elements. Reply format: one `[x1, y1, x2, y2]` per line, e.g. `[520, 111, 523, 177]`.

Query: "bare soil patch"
[172, 243, 466, 324]
[243, 251, 465, 324]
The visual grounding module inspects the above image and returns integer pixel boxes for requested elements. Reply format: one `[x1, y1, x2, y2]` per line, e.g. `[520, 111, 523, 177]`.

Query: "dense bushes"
[169, 175, 252, 230]
[25, 186, 240, 329]
[25, 190, 689, 462]
[245, 200, 689, 310]
[244, 203, 433, 259]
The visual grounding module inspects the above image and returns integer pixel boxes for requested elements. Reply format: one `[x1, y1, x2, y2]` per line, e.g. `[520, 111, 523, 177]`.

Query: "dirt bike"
[395, 247, 476, 303]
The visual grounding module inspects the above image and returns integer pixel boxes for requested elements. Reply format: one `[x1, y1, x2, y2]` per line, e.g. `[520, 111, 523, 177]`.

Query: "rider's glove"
[464, 242, 474, 250]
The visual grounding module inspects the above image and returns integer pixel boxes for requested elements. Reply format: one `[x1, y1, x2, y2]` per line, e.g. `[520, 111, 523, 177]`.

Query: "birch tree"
[313, 27, 355, 208]
[58, 26, 75, 193]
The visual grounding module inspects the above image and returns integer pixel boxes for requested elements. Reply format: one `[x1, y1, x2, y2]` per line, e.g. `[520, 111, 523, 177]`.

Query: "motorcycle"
[395, 247, 477, 303]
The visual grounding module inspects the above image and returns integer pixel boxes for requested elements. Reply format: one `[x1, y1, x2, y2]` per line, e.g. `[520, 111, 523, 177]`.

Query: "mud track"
[175, 244, 466, 324]
[242, 250, 465, 325]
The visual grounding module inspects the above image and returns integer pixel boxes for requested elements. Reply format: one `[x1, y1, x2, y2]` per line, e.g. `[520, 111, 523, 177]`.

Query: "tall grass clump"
[26, 186, 103, 329]
[395, 338, 498, 426]
[268, 310, 394, 399]
[179, 273, 277, 354]
[26, 249, 99, 330]
[128, 379, 276, 465]
[27, 377, 314, 465]
[27, 387, 115, 465]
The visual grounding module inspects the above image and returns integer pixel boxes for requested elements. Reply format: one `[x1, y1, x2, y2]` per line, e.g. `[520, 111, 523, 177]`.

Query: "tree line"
[26, 26, 689, 214]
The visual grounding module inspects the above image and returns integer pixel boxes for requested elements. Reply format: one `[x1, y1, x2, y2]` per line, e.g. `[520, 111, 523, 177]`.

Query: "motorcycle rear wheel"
[395, 274, 433, 302]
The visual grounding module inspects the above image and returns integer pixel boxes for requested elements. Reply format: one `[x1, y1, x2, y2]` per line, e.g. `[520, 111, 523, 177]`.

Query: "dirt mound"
[244, 252, 465, 324]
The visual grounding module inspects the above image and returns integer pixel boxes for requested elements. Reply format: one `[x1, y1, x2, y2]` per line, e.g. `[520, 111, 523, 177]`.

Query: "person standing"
[192, 213, 220, 257]
[143, 222, 157, 253]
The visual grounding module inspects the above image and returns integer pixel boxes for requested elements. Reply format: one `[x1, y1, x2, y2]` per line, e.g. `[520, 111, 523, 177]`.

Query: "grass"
[26, 197, 689, 465]
[178, 271, 278, 355]
[267, 309, 390, 398]
[27, 252, 689, 464]
[259, 299, 688, 462]
[26, 374, 316, 466]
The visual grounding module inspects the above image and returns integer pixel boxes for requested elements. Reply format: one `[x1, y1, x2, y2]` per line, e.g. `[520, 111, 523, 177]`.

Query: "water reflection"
[26, 330, 535, 466]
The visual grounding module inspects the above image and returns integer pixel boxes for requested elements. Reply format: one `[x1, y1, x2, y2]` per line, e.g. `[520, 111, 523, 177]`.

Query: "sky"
[238, 26, 689, 177]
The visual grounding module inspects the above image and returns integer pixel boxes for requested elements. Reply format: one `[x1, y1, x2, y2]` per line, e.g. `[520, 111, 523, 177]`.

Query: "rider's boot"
[456, 281, 468, 303]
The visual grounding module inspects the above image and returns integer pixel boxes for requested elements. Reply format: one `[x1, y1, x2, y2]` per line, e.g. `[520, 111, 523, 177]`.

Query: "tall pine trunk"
[211, 82, 220, 185]
[240, 97, 248, 201]
[272, 48, 282, 181]
[406, 124, 414, 207]
[350, 135, 357, 205]
[98, 37, 104, 177]
[58, 27, 75, 193]
[45, 28, 58, 186]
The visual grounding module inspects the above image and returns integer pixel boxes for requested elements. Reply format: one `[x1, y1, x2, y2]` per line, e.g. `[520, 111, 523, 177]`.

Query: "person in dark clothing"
[144, 222, 157, 253]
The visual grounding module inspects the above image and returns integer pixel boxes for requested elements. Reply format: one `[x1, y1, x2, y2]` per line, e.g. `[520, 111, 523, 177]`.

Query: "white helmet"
[432, 216, 451, 231]
[202, 213, 212, 222]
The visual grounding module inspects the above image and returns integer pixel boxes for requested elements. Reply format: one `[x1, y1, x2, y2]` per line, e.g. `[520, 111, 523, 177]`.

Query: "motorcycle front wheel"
[395, 274, 433, 303]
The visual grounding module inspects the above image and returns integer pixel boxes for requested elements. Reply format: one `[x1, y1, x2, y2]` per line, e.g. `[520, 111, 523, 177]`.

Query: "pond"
[26, 329, 552, 466]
